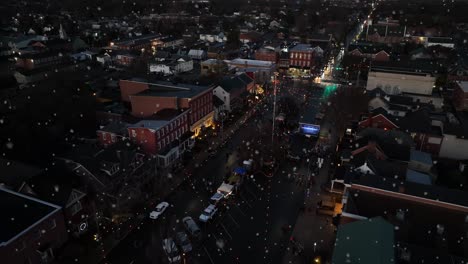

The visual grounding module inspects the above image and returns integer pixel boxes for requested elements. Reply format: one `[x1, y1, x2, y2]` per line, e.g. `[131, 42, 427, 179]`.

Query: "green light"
[323, 84, 338, 98]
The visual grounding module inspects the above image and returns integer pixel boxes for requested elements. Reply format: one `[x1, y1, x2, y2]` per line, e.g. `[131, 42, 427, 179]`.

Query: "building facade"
[453, 81, 468, 111]
[0, 188, 68, 264]
[367, 70, 435, 95]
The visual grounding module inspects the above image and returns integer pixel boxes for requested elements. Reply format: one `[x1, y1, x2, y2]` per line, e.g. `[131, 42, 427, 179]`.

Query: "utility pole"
[271, 72, 279, 144]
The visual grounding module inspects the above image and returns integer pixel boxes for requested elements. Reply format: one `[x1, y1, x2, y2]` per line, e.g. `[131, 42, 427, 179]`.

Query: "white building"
[188, 49, 207, 60]
[367, 69, 435, 95]
[149, 56, 193, 75]
[439, 112, 468, 160]
[199, 32, 227, 43]
[425, 37, 455, 49]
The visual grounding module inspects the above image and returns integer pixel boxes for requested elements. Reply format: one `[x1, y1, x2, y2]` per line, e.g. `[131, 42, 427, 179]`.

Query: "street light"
[271, 72, 279, 144]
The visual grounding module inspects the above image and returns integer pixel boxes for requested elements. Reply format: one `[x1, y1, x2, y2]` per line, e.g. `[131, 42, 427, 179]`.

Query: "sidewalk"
[282, 120, 339, 264]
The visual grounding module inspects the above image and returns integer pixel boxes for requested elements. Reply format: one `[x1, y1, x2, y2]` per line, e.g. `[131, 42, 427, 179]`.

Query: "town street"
[103, 79, 328, 264]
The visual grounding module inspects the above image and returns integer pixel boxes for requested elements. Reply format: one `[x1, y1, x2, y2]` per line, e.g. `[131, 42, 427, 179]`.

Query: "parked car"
[162, 238, 181, 263]
[149, 201, 169, 219]
[182, 216, 201, 238]
[199, 204, 218, 222]
[175, 232, 192, 253]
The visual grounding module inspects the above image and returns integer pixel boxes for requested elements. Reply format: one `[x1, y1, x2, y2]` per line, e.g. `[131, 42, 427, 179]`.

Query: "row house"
[15, 51, 67, 70]
[0, 188, 68, 264]
[127, 111, 194, 167]
[148, 56, 193, 76]
[199, 32, 227, 43]
[364, 25, 406, 44]
[151, 36, 184, 49]
[120, 79, 214, 136]
[19, 162, 94, 238]
[348, 43, 391, 62]
[61, 141, 152, 220]
[111, 33, 161, 51]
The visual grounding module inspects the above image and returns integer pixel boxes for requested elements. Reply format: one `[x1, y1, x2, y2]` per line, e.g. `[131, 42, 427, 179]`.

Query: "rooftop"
[128, 79, 212, 98]
[0, 158, 42, 190]
[406, 169, 432, 185]
[410, 150, 433, 165]
[290, 44, 313, 52]
[228, 58, 274, 67]
[128, 120, 169, 130]
[0, 187, 60, 245]
[457, 81, 468, 93]
[346, 182, 468, 258]
[333, 217, 395, 264]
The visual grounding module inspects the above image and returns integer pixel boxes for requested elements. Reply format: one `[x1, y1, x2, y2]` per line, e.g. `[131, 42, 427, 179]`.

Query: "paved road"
[103, 80, 326, 264]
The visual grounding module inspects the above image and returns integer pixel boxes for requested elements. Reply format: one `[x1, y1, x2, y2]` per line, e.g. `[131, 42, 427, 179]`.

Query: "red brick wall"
[178, 98, 190, 109]
[128, 112, 190, 154]
[128, 127, 157, 154]
[0, 209, 68, 264]
[130, 96, 178, 117]
[255, 51, 278, 63]
[289, 51, 314, 68]
[97, 131, 119, 147]
[358, 115, 398, 130]
[189, 90, 213, 125]
[156, 113, 190, 152]
[15, 58, 35, 70]
[120, 80, 149, 102]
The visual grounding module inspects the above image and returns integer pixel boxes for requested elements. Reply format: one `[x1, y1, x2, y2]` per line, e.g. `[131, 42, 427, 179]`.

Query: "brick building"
[453, 81, 468, 111]
[120, 79, 214, 136]
[288, 44, 319, 76]
[111, 33, 161, 51]
[127, 110, 194, 167]
[20, 162, 94, 238]
[15, 51, 66, 70]
[255, 48, 278, 63]
[0, 188, 68, 264]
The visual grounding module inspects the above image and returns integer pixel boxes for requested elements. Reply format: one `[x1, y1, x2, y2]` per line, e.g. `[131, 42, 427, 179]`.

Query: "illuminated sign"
[299, 124, 320, 136]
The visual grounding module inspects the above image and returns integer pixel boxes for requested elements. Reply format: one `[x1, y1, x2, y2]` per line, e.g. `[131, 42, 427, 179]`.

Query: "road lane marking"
[220, 223, 232, 239]
[203, 246, 216, 264]
[227, 212, 240, 228]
